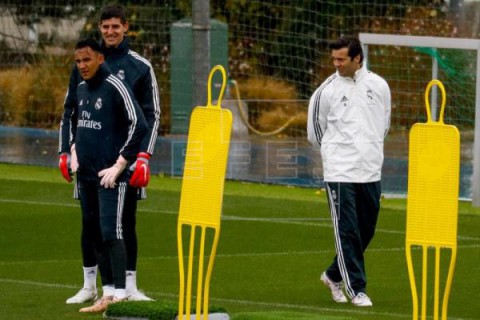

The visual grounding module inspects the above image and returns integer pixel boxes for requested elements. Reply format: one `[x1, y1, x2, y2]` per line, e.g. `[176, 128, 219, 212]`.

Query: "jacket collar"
[353, 64, 367, 81]
[85, 63, 111, 88]
[101, 38, 130, 59]
[336, 63, 367, 82]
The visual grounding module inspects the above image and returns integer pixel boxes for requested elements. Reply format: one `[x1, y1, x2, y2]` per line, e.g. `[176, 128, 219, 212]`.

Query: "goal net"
[359, 33, 480, 202]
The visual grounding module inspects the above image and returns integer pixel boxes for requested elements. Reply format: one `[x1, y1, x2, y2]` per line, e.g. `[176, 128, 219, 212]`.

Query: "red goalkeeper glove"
[129, 152, 151, 188]
[59, 153, 73, 183]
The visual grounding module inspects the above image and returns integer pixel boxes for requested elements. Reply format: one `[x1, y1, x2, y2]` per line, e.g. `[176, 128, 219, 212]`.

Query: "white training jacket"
[307, 65, 391, 183]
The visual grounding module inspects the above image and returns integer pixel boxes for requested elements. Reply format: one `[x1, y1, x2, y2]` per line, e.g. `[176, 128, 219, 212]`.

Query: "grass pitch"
[0, 163, 479, 319]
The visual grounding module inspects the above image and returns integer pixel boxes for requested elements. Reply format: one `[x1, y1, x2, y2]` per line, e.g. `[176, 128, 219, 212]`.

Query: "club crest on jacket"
[95, 98, 103, 110]
[117, 70, 125, 80]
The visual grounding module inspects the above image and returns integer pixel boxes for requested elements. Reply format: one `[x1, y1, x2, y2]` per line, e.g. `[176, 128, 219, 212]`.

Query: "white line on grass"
[2, 198, 480, 242]
[0, 278, 78, 289]
[0, 278, 476, 320]
[0, 198, 176, 215]
[2, 244, 479, 265]
[0, 198, 80, 207]
[207, 295, 477, 320]
[140, 243, 480, 261]
[222, 215, 480, 241]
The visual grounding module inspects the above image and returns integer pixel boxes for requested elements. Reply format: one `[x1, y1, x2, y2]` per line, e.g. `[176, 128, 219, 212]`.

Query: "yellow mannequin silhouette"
[177, 65, 232, 320]
[406, 80, 460, 320]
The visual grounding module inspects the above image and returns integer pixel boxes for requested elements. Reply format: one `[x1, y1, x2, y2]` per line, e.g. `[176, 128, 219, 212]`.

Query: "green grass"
[0, 163, 479, 319]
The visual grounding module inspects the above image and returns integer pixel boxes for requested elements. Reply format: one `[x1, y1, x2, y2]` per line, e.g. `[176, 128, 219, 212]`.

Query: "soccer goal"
[359, 33, 480, 206]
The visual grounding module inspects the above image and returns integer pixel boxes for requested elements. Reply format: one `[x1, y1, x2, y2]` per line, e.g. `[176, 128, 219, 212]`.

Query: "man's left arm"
[99, 82, 148, 189]
[136, 65, 160, 156]
[128, 66, 161, 188]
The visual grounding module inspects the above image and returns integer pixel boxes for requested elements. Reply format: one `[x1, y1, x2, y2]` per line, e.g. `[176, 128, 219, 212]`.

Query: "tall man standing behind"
[59, 5, 160, 303]
[307, 35, 391, 307]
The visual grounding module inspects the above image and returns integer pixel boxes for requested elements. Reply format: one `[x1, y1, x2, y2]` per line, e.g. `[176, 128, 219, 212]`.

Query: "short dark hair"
[329, 35, 364, 63]
[99, 5, 127, 24]
[75, 38, 102, 53]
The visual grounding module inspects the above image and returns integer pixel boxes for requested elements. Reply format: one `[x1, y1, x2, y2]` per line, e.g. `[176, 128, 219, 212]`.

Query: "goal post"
[359, 33, 480, 206]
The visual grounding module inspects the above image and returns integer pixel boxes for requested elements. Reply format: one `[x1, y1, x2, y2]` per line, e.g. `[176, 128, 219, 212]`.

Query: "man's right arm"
[59, 66, 80, 154]
[307, 82, 330, 149]
[58, 66, 80, 182]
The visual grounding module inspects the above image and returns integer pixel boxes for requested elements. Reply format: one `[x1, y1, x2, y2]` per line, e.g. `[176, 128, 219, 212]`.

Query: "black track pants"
[79, 180, 128, 289]
[324, 181, 381, 298]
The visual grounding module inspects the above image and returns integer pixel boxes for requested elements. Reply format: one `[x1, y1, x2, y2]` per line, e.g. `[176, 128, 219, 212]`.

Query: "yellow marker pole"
[406, 80, 459, 320]
[177, 65, 232, 320]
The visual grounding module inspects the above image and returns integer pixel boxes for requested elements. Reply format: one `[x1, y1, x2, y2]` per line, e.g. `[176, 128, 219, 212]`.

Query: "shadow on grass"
[105, 301, 355, 320]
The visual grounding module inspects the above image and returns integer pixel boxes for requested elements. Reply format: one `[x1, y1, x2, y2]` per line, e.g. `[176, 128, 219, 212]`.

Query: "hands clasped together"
[59, 148, 150, 189]
[98, 156, 128, 188]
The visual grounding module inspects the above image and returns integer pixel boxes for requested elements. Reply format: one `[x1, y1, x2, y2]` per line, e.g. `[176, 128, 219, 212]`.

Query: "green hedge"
[105, 300, 227, 320]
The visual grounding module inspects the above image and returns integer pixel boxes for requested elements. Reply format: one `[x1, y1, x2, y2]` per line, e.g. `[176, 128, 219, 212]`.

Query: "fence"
[0, 1, 478, 198]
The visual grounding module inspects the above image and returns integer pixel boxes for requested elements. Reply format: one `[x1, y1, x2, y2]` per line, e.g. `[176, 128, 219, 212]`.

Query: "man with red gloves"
[60, 38, 148, 312]
[58, 4, 160, 304]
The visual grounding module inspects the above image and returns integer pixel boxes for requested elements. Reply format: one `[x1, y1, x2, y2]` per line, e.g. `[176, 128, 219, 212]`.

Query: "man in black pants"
[59, 38, 147, 312]
[59, 4, 160, 303]
[307, 35, 391, 307]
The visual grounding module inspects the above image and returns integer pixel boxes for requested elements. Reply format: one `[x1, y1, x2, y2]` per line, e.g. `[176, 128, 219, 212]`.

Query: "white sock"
[114, 288, 127, 300]
[126, 270, 137, 293]
[83, 266, 97, 290]
[102, 285, 115, 297]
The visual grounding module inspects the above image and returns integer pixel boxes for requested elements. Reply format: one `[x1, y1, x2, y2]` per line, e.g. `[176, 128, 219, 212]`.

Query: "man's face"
[331, 47, 361, 78]
[75, 47, 104, 80]
[99, 17, 128, 48]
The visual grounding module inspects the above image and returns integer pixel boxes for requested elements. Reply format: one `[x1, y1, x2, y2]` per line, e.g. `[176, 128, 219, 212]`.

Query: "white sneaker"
[352, 292, 373, 307]
[126, 290, 154, 301]
[320, 272, 347, 303]
[66, 287, 97, 304]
